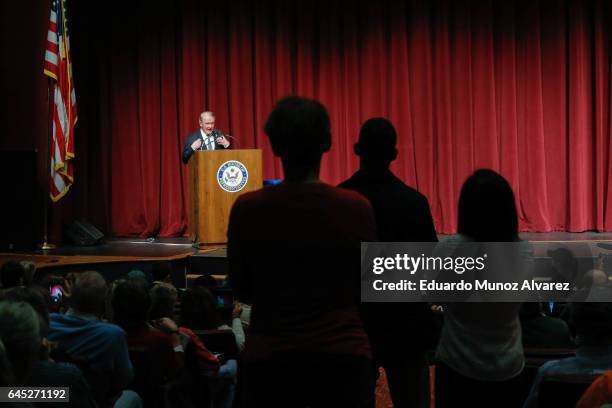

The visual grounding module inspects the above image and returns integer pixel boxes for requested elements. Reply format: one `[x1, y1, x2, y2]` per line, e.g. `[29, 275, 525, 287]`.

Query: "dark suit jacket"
[182, 129, 230, 164]
[339, 168, 439, 358]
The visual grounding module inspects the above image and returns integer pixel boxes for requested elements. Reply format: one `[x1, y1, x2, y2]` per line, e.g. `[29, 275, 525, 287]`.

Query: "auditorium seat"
[520, 348, 578, 405]
[192, 329, 239, 360]
[128, 345, 208, 408]
[538, 373, 599, 408]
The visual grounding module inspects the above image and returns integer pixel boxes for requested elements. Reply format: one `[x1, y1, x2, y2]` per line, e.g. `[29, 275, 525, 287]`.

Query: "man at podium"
[182, 111, 231, 164]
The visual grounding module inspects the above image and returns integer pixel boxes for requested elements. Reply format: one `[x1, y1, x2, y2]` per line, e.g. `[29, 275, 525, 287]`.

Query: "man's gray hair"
[200, 111, 215, 119]
[72, 271, 107, 316]
[0, 301, 41, 384]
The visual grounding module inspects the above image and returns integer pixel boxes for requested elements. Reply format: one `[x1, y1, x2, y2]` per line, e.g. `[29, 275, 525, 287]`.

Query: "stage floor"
[2, 232, 612, 271]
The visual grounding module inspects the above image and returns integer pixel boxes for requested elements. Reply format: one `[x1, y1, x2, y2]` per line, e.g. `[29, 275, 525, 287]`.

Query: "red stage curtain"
[68, 0, 612, 236]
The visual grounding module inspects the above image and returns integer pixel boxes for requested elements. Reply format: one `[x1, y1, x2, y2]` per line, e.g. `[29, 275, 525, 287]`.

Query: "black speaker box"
[65, 220, 104, 246]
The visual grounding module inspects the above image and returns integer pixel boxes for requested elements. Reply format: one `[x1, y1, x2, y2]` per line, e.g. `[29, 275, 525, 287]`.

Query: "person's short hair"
[548, 247, 578, 283]
[354, 118, 397, 163]
[192, 274, 219, 289]
[0, 286, 50, 337]
[112, 278, 150, 330]
[20, 262, 36, 286]
[180, 286, 221, 330]
[519, 302, 544, 320]
[570, 302, 612, 346]
[1, 261, 25, 289]
[263, 96, 331, 162]
[458, 169, 518, 242]
[200, 111, 215, 120]
[126, 270, 147, 281]
[0, 300, 41, 385]
[149, 282, 178, 320]
[151, 262, 172, 283]
[71, 271, 107, 316]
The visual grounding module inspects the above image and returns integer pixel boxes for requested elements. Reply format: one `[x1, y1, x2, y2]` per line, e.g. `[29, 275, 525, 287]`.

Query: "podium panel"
[188, 149, 262, 246]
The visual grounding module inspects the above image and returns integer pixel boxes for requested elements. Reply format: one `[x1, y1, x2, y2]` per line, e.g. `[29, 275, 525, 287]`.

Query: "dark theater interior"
[2, 1, 612, 407]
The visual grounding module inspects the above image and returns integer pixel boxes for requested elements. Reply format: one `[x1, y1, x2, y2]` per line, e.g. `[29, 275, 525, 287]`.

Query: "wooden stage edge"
[3, 232, 612, 271]
[0, 237, 221, 270]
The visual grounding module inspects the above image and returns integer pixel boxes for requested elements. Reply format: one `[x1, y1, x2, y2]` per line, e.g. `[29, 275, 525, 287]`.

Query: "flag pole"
[40, 77, 56, 250]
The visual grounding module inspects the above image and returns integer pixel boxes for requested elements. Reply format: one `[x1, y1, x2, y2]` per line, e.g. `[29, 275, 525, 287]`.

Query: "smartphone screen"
[50, 284, 63, 303]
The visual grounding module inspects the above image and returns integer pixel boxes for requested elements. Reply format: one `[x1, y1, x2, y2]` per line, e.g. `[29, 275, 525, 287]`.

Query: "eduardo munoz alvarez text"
[369, 254, 571, 293]
[372, 279, 570, 292]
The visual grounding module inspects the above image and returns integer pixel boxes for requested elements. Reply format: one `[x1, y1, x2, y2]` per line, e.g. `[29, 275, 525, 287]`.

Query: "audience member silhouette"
[112, 278, 184, 380]
[339, 117, 438, 408]
[0, 300, 41, 387]
[47, 271, 138, 407]
[228, 96, 377, 407]
[524, 302, 612, 407]
[0, 260, 25, 288]
[149, 283, 237, 408]
[180, 286, 245, 352]
[519, 302, 574, 349]
[1, 286, 97, 408]
[435, 169, 525, 408]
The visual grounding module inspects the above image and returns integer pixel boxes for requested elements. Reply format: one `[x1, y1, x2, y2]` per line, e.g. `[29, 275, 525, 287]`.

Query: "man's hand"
[190, 138, 203, 150]
[216, 135, 231, 148]
[152, 317, 179, 333]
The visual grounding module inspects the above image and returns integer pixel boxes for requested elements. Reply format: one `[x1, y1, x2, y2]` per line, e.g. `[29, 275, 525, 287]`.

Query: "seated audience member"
[524, 302, 612, 407]
[0, 300, 41, 386]
[519, 302, 575, 349]
[192, 274, 252, 329]
[579, 269, 612, 302]
[149, 283, 221, 376]
[150, 283, 236, 408]
[227, 97, 377, 407]
[1, 260, 25, 288]
[126, 270, 147, 282]
[548, 247, 579, 288]
[1, 286, 96, 408]
[112, 278, 184, 380]
[151, 262, 173, 285]
[339, 117, 438, 408]
[577, 371, 612, 408]
[192, 273, 219, 289]
[20, 261, 36, 286]
[180, 286, 245, 352]
[435, 169, 525, 408]
[47, 271, 138, 407]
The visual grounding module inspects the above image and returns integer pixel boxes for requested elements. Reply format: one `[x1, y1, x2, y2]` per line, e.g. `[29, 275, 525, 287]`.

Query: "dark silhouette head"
[151, 261, 172, 283]
[548, 247, 578, 285]
[0, 261, 25, 289]
[354, 118, 398, 167]
[264, 96, 331, 181]
[0, 286, 50, 337]
[0, 301, 41, 386]
[180, 286, 221, 330]
[458, 169, 518, 242]
[71, 271, 107, 317]
[192, 274, 219, 289]
[112, 278, 150, 331]
[149, 282, 178, 321]
[570, 302, 612, 346]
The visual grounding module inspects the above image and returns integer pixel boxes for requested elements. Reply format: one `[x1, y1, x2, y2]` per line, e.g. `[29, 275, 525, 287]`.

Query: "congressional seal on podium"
[217, 160, 248, 192]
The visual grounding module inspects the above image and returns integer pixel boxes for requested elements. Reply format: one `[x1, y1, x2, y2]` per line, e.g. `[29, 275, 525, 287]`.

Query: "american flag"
[43, 0, 77, 202]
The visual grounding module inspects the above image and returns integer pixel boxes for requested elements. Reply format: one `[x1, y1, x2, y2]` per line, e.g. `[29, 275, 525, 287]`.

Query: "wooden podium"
[188, 149, 262, 247]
